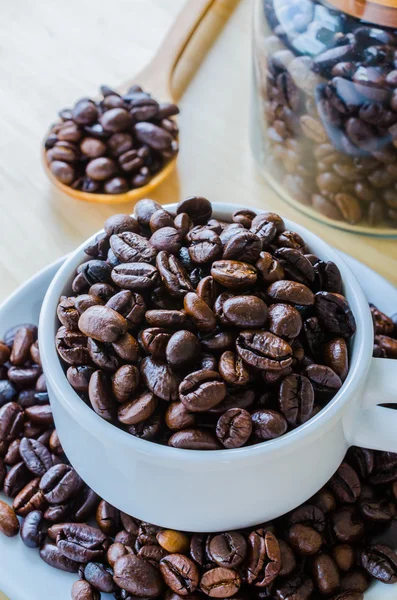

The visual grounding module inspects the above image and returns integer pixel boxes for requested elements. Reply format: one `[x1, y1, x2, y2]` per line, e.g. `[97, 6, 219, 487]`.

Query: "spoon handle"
[135, 0, 239, 100]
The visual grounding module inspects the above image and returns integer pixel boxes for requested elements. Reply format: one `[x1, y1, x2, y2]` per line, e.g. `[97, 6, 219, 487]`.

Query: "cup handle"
[344, 357, 397, 452]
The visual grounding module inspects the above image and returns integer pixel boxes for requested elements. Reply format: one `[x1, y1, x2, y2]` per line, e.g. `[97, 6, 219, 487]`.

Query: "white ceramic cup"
[39, 202, 397, 532]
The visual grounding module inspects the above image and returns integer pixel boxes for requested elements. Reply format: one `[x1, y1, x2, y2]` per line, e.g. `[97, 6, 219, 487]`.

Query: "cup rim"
[39, 202, 373, 463]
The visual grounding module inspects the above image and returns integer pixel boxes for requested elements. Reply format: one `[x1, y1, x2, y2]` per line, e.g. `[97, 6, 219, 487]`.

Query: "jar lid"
[325, 0, 397, 28]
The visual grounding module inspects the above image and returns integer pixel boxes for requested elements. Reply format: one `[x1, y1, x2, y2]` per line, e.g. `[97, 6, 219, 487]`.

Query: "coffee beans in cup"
[54, 197, 356, 450]
[0, 311, 396, 598]
[44, 86, 179, 194]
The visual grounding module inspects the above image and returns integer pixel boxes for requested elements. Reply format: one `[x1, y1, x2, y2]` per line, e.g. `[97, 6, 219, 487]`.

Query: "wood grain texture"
[0, 0, 396, 596]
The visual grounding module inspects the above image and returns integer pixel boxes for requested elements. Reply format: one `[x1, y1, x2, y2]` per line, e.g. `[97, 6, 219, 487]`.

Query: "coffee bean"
[165, 402, 195, 431]
[176, 197, 212, 225]
[184, 293, 216, 332]
[312, 553, 340, 595]
[211, 261, 257, 289]
[160, 554, 200, 595]
[20, 509, 45, 548]
[218, 351, 251, 387]
[279, 374, 314, 426]
[113, 553, 164, 597]
[3, 461, 31, 497]
[188, 229, 222, 264]
[88, 370, 115, 422]
[135, 122, 173, 150]
[216, 408, 252, 448]
[245, 529, 281, 586]
[40, 542, 80, 572]
[111, 263, 159, 291]
[236, 331, 292, 371]
[251, 409, 288, 440]
[118, 392, 157, 426]
[156, 251, 194, 298]
[56, 523, 109, 563]
[200, 567, 241, 598]
[288, 524, 323, 555]
[111, 364, 140, 403]
[82, 562, 117, 593]
[0, 402, 24, 453]
[324, 337, 349, 380]
[166, 330, 201, 368]
[150, 227, 182, 255]
[71, 580, 100, 600]
[267, 280, 315, 306]
[256, 251, 285, 283]
[40, 464, 82, 504]
[223, 296, 267, 328]
[179, 370, 226, 412]
[361, 544, 397, 583]
[268, 303, 302, 339]
[19, 437, 53, 476]
[141, 357, 179, 401]
[333, 507, 364, 543]
[141, 328, 171, 359]
[223, 230, 262, 262]
[168, 429, 221, 450]
[0, 380, 17, 407]
[0, 499, 19, 536]
[96, 500, 120, 536]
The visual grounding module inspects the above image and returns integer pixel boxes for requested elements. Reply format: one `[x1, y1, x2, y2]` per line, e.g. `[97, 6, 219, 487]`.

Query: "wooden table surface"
[0, 0, 397, 597]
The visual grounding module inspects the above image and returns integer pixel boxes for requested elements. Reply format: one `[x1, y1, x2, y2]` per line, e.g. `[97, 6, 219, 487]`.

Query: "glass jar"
[251, 0, 397, 235]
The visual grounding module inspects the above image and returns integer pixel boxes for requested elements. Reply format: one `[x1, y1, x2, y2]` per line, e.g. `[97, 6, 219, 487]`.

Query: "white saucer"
[0, 254, 396, 600]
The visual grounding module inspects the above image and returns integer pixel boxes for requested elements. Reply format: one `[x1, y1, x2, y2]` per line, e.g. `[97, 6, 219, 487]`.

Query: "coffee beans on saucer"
[44, 86, 179, 194]
[54, 197, 356, 450]
[1, 322, 397, 597]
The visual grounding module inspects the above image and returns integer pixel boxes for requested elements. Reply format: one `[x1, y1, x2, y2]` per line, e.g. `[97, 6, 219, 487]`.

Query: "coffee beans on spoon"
[44, 85, 179, 194]
[54, 197, 356, 450]
[1, 319, 397, 598]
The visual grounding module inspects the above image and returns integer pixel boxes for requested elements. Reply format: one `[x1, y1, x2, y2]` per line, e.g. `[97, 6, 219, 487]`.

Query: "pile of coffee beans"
[44, 85, 179, 194]
[1, 321, 397, 599]
[253, 0, 397, 227]
[54, 198, 356, 450]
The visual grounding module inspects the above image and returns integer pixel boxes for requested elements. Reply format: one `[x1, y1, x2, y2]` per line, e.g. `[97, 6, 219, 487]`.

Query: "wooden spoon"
[44, 0, 239, 205]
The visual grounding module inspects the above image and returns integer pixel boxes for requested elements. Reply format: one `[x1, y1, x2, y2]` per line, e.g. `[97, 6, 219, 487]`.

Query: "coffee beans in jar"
[54, 197, 356, 450]
[252, 0, 397, 231]
[44, 85, 179, 195]
[0, 310, 397, 598]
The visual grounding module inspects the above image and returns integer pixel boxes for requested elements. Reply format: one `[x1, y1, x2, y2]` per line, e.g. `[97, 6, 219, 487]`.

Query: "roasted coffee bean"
[82, 561, 118, 593]
[333, 507, 365, 543]
[110, 232, 156, 264]
[78, 305, 127, 343]
[216, 408, 252, 448]
[96, 500, 120, 536]
[361, 544, 397, 583]
[20, 509, 45, 548]
[179, 370, 226, 412]
[112, 262, 159, 291]
[188, 229, 222, 264]
[0, 402, 24, 453]
[67, 365, 95, 393]
[218, 351, 251, 387]
[267, 280, 315, 306]
[200, 567, 241, 597]
[246, 529, 281, 586]
[40, 464, 82, 504]
[312, 553, 340, 595]
[118, 392, 157, 426]
[141, 327, 171, 359]
[160, 554, 200, 595]
[268, 303, 302, 339]
[56, 523, 109, 563]
[184, 293, 216, 332]
[223, 296, 267, 328]
[166, 330, 201, 368]
[305, 363, 342, 398]
[211, 261, 257, 289]
[3, 461, 31, 497]
[141, 357, 180, 401]
[256, 252, 285, 284]
[106, 290, 146, 327]
[156, 251, 194, 298]
[56, 327, 90, 365]
[315, 292, 356, 338]
[251, 409, 288, 440]
[176, 197, 212, 225]
[165, 402, 195, 431]
[330, 463, 361, 504]
[288, 524, 323, 555]
[332, 544, 356, 573]
[278, 540, 296, 577]
[168, 429, 221, 450]
[10, 326, 35, 366]
[150, 227, 182, 255]
[24, 404, 53, 426]
[279, 374, 314, 426]
[71, 580, 100, 600]
[88, 370, 115, 422]
[324, 337, 349, 381]
[112, 364, 140, 403]
[40, 542, 80, 572]
[236, 331, 292, 371]
[113, 553, 164, 597]
[223, 230, 262, 262]
[0, 380, 17, 407]
[19, 437, 53, 476]
[0, 499, 19, 536]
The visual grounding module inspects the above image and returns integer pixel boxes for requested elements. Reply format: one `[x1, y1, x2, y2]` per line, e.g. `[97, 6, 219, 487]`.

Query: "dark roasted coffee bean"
[330, 462, 361, 504]
[0, 401, 24, 453]
[216, 408, 252, 448]
[211, 260, 257, 289]
[184, 292, 216, 332]
[179, 370, 226, 412]
[208, 532, 247, 568]
[67, 365, 95, 393]
[56, 523, 109, 563]
[333, 507, 364, 543]
[0, 380, 17, 407]
[168, 429, 221, 450]
[10, 326, 36, 366]
[113, 553, 164, 597]
[279, 374, 314, 426]
[305, 363, 342, 398]
[268, 303, 302, 339]
[361, 544, 397, 583]
[3, 461, 31, 497]
[188, 229, 222, 264]
[40, 464, 82, 504]
[218, 351, 250, 387]
[156, 251, 194, 298]
[165, 402, 195, 431]
[141, 356, 179, 401]
[40, 542, 80, 572]
[110, 232, 157, 264]
[315, 292, 356, 338]
[111, 262, 159, 291]
[223, 296, 267, 328]
[82, 561, 118, 593]
[236, 331, 292, 371]
[267, 280, 314, 306]
[150, 227, 182, 254]
[19, 437, 53, 476]
[245, 529, 281, 586]
[288, 524, 323, 555]
[73, 487, 100, 522]
[346, 447, 374, 479]
[112, 364, 140, 403]
[88, 370, 115, 421]
[251, 409, 287, 440]
[160, 554, 200, 595]
[20, 509, 45, 548]
[118, 391, 157, 426]
[223, 230, 262, 262]
[141, 327, 171, 359]
[96, 499, 120, 536]
[177, 197, 212, 225]
[166, 330, 201, 368]
[312, 553, 340, 596]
